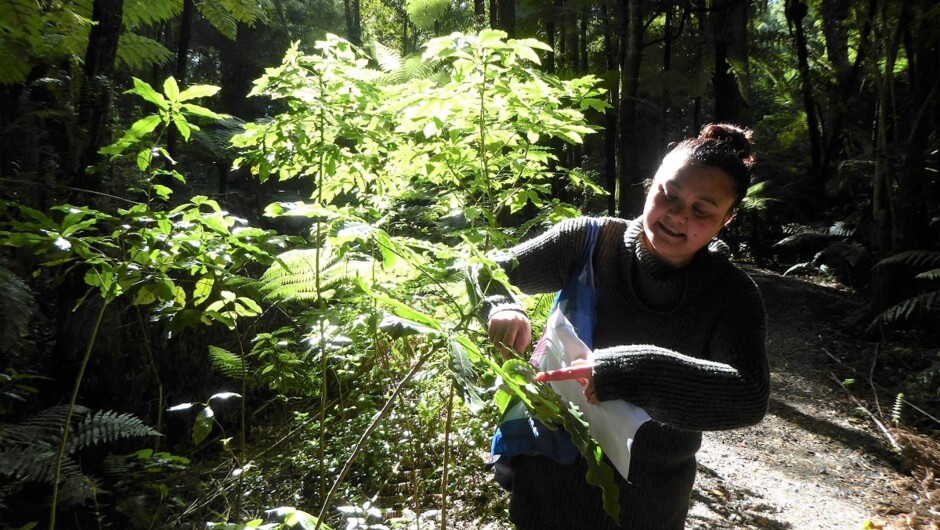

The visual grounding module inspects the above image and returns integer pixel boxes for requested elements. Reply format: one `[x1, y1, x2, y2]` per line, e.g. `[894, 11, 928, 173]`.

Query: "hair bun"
[699, 123, 755, 168]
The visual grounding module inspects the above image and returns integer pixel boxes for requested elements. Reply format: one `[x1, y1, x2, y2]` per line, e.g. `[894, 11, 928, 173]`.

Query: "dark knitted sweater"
[480, 216, 769, 529]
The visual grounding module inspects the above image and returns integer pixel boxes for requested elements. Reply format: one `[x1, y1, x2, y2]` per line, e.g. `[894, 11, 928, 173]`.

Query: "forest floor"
[455, 266, 939, 530]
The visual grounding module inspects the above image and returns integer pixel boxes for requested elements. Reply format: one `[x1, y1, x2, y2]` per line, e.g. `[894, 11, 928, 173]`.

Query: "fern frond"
[116, 32, 174, 70]
[260, 248, 364, 302]
[0, 265, 36, 356]
[190, 117, 245, 160]
[68, 410, 160, 453]
[871, 290, 940, 329]
[406, 0, 450, 30]
[374, 41, 402, 74]
[208, 345, 246, 379]
[0, 0, 43, 85]
[197, 0, 237, 40]
[123, 0, 183, 28]
[876, 250, 940, 270]
[916, 268, 940, 281]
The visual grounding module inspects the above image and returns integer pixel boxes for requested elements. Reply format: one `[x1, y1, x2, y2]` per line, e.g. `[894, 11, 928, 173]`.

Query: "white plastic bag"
[540, 309, 651, 480]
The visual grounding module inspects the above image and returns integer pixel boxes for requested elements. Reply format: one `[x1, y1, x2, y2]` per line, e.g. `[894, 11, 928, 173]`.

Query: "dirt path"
[688, 268, 913, 529]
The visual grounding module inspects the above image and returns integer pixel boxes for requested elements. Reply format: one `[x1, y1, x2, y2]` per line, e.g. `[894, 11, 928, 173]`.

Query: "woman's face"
[641, 153, 738, 268]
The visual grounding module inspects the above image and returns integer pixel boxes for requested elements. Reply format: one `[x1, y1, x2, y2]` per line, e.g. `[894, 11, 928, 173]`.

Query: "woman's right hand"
[487, 310, 532, 358]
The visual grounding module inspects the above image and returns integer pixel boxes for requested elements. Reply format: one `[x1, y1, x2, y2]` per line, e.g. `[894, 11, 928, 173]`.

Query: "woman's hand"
[535, 358, 599, 404]
[487, 310, 532, 358]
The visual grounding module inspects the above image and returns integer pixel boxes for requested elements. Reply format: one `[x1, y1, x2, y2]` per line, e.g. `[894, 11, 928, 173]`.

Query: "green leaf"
[172, 114, 192, 141]
[358, 278, 442, 333]
[193, 275, 214, 306]
[127, 77, 168, 110]
[448, 337, 487, 412]
[163, 76, 180, 103]
[192, 406, 214, 445]
[178, 84, 221, 102]
[181, 103, 226, 120]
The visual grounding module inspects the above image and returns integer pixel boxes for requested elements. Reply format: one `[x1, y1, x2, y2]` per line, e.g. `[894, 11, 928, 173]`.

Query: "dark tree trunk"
[167, 0, 195, 159]
[786, 0, 823, 169]
[821, 0, 854, 165]
[546, 2, 557, 74]
[617, 0, 644, 217]
[344, 0, 361, 45]
[491, 0, 515, 37]
[73, 0, 125, 191]
[711, 0, 750, 124]
[896, 0, 935, 250]
[602, 0, 619, 216]
[474, 0, 486, 24]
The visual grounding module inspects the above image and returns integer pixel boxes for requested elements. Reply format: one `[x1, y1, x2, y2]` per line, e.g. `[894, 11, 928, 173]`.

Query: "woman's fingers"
[535, 364, 593, 382]
[488, 310, 532, 358]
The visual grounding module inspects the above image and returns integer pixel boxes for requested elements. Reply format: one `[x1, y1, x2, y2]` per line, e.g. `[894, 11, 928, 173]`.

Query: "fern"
[871, 290, 940, 329]
[876, 250, 940, 269]
[0, 264, 36, 356]
[208, 345, 246, 379]
[197, 0, 267, 40]
[122, 0, 184, 28]
[0, 0, 43, 85]
[406, 0, 451, 30]
[916, 268, 940, 281]
[68, 410, 160, 452]
[0, 406, 157, 507]
[198, 0, 238, 39]
[116, 32, 175, 70]
[260, 248, 367, 302]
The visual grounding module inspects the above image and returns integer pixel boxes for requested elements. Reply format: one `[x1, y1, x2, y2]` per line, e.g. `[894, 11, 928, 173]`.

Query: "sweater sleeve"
[591, 273, 769, 431]
[471, 217, 593, 321]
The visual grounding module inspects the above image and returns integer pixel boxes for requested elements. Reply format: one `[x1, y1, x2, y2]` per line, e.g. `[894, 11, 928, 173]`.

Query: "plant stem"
[50, 298, 110, 530]
[439, 381, 455, 530]
[314, 346, 436, 530]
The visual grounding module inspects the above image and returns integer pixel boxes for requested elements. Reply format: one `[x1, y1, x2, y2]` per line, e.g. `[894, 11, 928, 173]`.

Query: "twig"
[829, 373, 902, 453]
[314, 347, 436, 530]
[869, 343, 884, 418]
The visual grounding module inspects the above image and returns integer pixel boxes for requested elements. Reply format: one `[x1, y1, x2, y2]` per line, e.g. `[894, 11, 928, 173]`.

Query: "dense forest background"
[0, 0, 937, 528]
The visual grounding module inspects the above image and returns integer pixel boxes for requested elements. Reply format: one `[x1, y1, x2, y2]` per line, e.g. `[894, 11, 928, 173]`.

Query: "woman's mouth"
[658, 221, 684, 238]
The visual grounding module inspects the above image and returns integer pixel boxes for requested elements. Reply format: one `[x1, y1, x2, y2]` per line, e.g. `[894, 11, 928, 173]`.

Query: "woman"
[479, 123, 770, 529]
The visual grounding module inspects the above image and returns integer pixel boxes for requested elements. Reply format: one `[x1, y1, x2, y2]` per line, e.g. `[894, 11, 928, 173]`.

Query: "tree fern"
[196, 0, 268, 41]
[0, 264, 36, 356]
[871, 290, 940, 330]
[116, 32, 175, 70]
[122, 0, 184, 28]
[0, 0, 43, 85]
[876, 250, 940, 269]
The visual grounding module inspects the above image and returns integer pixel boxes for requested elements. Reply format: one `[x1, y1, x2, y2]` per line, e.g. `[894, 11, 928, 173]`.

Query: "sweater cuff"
[487, 302, 527, 321]
[591, 349, 640, 403]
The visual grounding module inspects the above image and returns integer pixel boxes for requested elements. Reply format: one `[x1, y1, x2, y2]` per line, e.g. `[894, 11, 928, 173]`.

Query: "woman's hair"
[669, 123, 755, 208]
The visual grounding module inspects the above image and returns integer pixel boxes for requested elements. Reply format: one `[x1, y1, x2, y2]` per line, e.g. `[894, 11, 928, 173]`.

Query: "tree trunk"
[821, 0, 853, 164]
[167, 0, 195, 159]
[491, 0, 515, 37]
[711, 0, 750, 124]
[546, 2, 557, 74]
[896, 0, 934, 250]
[602, 0, 619, 216]
[786, 0, 823, 170]
[474, 0, 485, 24]
[73, 0, 125, 191]
[344, 0, 362, 45]
[617, 0, 644, 217]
